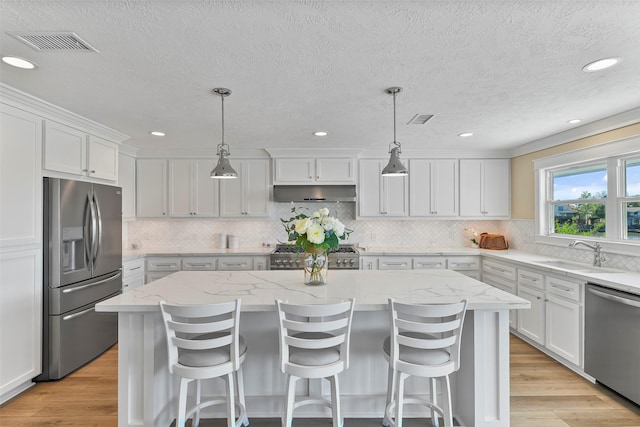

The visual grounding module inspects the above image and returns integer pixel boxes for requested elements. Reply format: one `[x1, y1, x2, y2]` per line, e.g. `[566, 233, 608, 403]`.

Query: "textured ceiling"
[1, 0, 639, 156]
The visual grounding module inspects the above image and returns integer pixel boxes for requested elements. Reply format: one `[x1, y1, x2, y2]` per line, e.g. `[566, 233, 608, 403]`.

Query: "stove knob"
[349, 259, 355, 265]
[336, 259, 342, 266]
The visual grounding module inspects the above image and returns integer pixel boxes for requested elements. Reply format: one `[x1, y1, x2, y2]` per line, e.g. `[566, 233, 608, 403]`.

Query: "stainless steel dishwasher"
[585, 283, 640, 405]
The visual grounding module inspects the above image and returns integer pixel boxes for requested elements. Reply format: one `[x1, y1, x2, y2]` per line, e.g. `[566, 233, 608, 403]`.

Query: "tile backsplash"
[126, 203, 639, 272]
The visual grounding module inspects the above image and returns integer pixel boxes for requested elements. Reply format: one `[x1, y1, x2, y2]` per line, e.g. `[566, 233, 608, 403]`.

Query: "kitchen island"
[96, 269, 529, 427]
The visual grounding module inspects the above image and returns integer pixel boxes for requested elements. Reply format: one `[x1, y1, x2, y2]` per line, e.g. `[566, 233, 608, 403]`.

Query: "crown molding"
[265, 148, 362, 158]
[511, 106, 640, 157]
[135, 148, 270, 159]
[0, 83, 130, 143]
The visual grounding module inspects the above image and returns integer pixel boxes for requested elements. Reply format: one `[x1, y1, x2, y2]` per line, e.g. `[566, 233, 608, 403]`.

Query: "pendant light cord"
[393, 90, 397, 146]
[220, 94, 225, 147]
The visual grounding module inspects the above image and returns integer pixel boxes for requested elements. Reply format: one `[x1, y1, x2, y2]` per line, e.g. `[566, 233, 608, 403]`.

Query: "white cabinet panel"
[118, 153, 136, 218]
[545, 294, 581, 365]
[274, 158, 354, 184]
[168, 159, 219, 217]
[517, 285, 545, 345]
[43, 120, 86, 176]
[122, 258, 145, 292]
[274, 158, 314, 183]
[409, 159, 458, 217]
[220, 159, 270, 217]
[413, 257, 447, 269]
[358, 159, 408, 217]
[218, 257, 253, 271]
[459, 159, 510, 218]
[43, 121, 119, 182]
[182, 257, 217, 271]
[0, 249, 42, 401]
[136, 159, 167, 218]
[87, 136, 118, 181]
[0, 104, 42, 247]
[315, 158, 354, 183]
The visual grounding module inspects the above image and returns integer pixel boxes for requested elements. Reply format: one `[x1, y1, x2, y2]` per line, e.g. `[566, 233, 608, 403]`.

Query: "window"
[622, 157, 640, 240]
[534, 136, 640, 250]
[549, 163, 607, 237]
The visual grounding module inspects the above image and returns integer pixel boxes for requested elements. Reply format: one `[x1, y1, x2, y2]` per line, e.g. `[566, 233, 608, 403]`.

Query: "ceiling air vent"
[8, 32, 99, 52]
[407, 114, 434, 125]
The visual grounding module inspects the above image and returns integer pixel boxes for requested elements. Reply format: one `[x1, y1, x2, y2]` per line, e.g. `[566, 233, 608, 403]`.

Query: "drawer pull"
[489, 266, 506, 273]
[154, 264, 176, 268]
[419, 263, 442, 267]
[550, 283, 573, 292]
[453, 263, 474, 267]
[129, 266, 141, 271]
[223, 263, 246, 267]
[385, 262, 407, 266]
[187, 263, 210, 267]
[521, 274, 538, 281]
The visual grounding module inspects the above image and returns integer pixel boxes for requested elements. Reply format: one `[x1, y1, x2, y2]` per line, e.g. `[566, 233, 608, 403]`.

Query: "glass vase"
[303, 250, 328, 286]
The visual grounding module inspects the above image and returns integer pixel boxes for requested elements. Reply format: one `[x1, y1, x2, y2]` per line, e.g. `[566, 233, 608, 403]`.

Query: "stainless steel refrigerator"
[37, 178, 122, 381]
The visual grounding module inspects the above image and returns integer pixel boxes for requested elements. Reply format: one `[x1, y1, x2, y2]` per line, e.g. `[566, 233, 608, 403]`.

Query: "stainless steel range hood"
[273, 185, 356, 203]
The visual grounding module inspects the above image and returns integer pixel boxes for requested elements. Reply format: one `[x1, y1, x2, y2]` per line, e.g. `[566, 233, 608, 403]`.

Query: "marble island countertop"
[97, 269, 529, 313]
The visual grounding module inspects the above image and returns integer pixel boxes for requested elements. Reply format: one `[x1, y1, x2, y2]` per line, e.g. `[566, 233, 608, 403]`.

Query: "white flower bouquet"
[281, 207, 351, 285]
[281, 207, 351, 252]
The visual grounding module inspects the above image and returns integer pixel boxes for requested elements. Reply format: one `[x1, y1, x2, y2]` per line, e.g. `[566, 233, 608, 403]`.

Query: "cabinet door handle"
[90, 170, 96, 174]
[82, 169, 88, 173]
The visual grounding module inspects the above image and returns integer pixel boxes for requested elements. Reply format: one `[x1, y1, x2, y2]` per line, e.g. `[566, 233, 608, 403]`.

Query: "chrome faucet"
[569, 240, 605, 267]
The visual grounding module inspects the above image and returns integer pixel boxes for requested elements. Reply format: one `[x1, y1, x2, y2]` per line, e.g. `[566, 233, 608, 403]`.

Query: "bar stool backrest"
[276, 298, 355, 376]
[160, 299, 242, 379]
[388, 299, 467, 377]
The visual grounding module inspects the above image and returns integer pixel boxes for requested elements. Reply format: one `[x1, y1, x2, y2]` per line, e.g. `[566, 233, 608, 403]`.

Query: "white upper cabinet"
[220, 159, 271, 217]
[118, 153, 136, 219]
[136, 159, 168, 218]
[274, 158, 355, 184]
[168, 159, 219, 217]
[358, 159, 408, 217]
[43, 121, 118, 182]
[459, 159, 510, 218]
[409, 159, 458, 217]
[0, 104, 42, 248]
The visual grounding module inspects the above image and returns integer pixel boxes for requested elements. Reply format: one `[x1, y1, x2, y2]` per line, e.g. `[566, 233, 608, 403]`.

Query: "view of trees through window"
[624, 159, 640, 240]
[551, 165, 607, 238]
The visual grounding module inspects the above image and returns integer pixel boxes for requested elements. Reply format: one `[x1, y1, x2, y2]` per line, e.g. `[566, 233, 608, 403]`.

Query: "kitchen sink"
[536, 260, 607, 273]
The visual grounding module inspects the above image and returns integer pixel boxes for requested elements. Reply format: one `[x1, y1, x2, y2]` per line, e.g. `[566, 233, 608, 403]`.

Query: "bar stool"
[159, 299, 249, 427]
[382, 299, 468, 427]
[275, 298, 356, 427]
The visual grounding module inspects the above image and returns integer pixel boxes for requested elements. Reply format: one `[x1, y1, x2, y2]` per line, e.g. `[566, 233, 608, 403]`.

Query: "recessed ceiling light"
[582, 57, 620, 72]
[567, 119, 582, 124]
[313, 131, 328, 136]
[458, 132, 474, 137]
[1, 55, 37, 69]
[150, 131, 166, 136]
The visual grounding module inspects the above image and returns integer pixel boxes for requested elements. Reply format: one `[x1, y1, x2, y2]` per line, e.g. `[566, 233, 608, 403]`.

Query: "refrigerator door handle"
[62, 271, 122, 294]
[93, 193, 103, 264]
[84, 193, 93, 270]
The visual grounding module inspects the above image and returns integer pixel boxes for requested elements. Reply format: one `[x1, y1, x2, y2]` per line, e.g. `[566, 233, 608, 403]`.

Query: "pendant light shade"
[210, 87, 238, 179]
[381, 87, 408, 176]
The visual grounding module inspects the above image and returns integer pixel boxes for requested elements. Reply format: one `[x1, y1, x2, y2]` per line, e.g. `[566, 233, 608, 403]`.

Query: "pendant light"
[210, 87, 238, 179]
[381, 86, 409, 176]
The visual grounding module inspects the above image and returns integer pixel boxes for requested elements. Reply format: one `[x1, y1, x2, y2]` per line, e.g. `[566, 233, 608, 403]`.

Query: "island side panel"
[455, 310, 510, 427]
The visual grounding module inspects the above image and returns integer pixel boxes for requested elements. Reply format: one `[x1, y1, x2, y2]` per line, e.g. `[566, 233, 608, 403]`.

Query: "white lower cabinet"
[517, 284, 546, 345]
[544, 276, 582, 366]
[122, 258, 145, 292]
[359, 255, 480, 278]
[0, 249, 42, 403]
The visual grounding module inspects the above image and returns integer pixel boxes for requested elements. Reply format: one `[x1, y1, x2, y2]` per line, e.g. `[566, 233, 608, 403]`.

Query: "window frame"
[534, 135, 640, 256]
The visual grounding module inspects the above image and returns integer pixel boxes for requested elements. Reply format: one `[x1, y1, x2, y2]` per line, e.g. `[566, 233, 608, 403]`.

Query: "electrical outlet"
[370, 232, 376, 241]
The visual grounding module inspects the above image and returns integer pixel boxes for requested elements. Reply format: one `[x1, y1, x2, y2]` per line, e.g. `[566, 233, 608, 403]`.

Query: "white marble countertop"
[480, 250, 640, 295]
[97, 269, 529, 313]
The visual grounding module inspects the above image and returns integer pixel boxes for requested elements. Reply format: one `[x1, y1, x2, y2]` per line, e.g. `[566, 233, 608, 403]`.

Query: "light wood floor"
[1, 335, 639, 426]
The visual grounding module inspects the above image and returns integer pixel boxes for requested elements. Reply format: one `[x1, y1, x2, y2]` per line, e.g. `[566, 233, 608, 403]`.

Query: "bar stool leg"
[177, 378, 190, 427]
[429, 377, 439, 427]
[383, 365, 396, 426]
[441, 376, 453, 427]
[282, 374, 297, 427]
[236, 367, 249, 426]
[225, 372, 236, 427]
[395, 372, 407, 427]
[329, 375, 343, 427]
